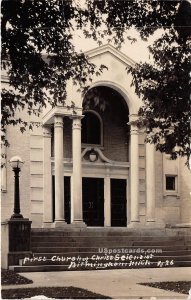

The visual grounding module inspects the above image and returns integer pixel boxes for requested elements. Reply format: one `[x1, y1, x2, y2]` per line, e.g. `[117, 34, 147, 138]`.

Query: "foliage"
[86, 0, 191, 162]
[1, 0, 104, 140]
[86, 0, 181, 41]
[1, 0, 191, 162]
[129, 30, 191, 161]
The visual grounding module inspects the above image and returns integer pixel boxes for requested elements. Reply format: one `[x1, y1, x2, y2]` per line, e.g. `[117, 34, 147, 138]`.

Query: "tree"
[130, 30, 190, 161]
[2, 0, 191, 163]
[1, 0, 104, 144]
[86, 0, 191, 164]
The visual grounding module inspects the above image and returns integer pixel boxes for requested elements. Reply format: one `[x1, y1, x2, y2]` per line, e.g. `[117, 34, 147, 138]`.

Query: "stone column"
[104, 168, 111, 227]
[54, 116, 66, 226]
[146, 143, 156, 223]
[71, 115, 85, 226]
[129, 115, 139, 225]
[43, 126, 53, 227]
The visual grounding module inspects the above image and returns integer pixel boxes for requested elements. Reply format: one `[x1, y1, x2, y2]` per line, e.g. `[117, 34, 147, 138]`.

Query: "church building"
[2, 44, 191, 229]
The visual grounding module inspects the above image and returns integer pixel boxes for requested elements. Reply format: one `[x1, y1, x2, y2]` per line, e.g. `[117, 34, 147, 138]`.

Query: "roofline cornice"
[85, 43, 136, 67]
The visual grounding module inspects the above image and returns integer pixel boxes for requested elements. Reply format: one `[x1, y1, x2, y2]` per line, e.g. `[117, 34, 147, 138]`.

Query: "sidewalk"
[2, 267, 191, 299]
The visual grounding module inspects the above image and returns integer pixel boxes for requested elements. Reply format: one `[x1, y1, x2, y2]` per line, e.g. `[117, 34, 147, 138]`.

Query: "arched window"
[82, 111, 102, 145]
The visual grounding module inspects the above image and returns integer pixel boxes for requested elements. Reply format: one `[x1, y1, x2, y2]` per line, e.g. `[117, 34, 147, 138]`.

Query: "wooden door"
[111, 179, 127, 226]
[82, 178, 104, 226]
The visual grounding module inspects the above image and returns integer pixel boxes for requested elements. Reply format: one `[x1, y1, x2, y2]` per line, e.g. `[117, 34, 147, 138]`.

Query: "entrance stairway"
[10, 227, 191, 272]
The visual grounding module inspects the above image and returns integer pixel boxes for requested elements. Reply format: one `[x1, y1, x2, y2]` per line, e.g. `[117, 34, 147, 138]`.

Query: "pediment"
[85, 44, 136, 68]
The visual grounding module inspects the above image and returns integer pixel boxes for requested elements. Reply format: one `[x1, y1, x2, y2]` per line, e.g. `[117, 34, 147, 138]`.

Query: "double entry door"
[82, 177, 127, 227]
[52, 176, 127, 226]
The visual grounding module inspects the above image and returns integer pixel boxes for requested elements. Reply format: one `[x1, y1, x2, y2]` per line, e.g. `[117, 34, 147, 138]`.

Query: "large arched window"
[82, 111, 102, 145]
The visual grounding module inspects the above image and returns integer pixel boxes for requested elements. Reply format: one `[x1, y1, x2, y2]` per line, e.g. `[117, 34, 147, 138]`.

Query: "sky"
[72, 26, 162, 64]
[71, 0, 163, 64]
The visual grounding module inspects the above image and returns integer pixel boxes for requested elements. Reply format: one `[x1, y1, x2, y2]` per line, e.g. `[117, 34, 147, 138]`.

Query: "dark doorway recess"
[111, 179, 127, 227]
[52, 176, 71, 224]
[82, 178, 104, 226]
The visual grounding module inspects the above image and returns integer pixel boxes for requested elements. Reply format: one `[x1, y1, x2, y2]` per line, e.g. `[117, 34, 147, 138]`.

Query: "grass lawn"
[2, 269, 190, 298]
[1, 287, 111, 299]
[1, 269, 33, 285]
[1, 269, 110, 299]
[139, 281, 191, 295]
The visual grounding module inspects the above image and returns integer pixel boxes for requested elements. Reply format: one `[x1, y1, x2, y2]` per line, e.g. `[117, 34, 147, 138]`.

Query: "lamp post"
[1, 156, 32, 267]
[9, 156, 24, 219]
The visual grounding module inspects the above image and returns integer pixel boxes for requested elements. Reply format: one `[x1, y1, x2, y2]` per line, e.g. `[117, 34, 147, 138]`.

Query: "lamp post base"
[11, 213, 23, 219]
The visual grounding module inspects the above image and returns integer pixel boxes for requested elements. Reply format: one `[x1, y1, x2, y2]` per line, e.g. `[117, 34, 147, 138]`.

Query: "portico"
[39, 44, 159, 229]
[42, 90, 156, 229]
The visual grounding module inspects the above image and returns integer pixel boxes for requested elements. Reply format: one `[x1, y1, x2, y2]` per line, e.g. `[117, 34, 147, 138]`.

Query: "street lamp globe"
[9, 156, 24, 170]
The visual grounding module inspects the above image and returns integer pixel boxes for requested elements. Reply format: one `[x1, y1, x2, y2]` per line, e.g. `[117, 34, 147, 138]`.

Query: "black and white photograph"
[1, 0, 191, 299]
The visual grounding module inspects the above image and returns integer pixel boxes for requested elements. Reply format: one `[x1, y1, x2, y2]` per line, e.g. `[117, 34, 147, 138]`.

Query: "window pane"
[82, 112, 101, 145]
[166, 176, 176, 191]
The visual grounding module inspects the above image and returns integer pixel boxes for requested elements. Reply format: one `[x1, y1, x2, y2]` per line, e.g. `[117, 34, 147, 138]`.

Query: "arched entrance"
[81, 86, 129, 226]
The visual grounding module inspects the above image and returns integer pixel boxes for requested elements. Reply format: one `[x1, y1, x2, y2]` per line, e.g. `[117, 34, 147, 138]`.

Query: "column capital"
[130, 128, 139, 135]
[54, 116, 64, 128]
[128, 114, 138, 123]
[128, 114, 139, 135]
[70, 115, 84, 130]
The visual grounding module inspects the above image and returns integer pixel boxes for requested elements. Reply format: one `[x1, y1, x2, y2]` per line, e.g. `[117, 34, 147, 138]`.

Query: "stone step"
[31, 228, 191, 237]
[28, 249, 191, 258]
[31, 244, 191, 253]
[31, 235, 191, 243]
[10, 260, 191, 272]
[31, 240, 188, 247]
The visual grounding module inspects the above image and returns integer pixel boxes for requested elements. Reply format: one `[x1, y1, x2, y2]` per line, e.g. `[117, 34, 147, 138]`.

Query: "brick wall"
[179, 158, 191, 224]
[1, 111, 31, 221]
[2, 109, 190, 228]
[82, 93, 129, 162]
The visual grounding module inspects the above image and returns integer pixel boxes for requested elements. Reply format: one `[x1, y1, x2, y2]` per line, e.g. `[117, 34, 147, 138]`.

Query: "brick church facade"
[2, 44, 191, 229]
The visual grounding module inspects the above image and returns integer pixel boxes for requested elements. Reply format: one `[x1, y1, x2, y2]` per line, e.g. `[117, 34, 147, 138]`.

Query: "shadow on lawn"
[1, 269, 111, 299]
[139, 281, 191, 295]
[1, 286, 111, 299]
[1, 269, 33, 285]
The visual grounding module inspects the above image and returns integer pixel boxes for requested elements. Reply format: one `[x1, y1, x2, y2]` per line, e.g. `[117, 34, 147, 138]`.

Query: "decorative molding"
[70, 115, 84, 130]
[70, 115, 84, 120]
[54, 116, 63, 128]
[85, 44, 136, 68]
[128, 114, 138, 122]
[72, 121, 81, 130]
[81, 147, 130, 167]
[128, 114, 139, 135]
[42, 106, 83, 125]
[130, 128, 139, 135]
